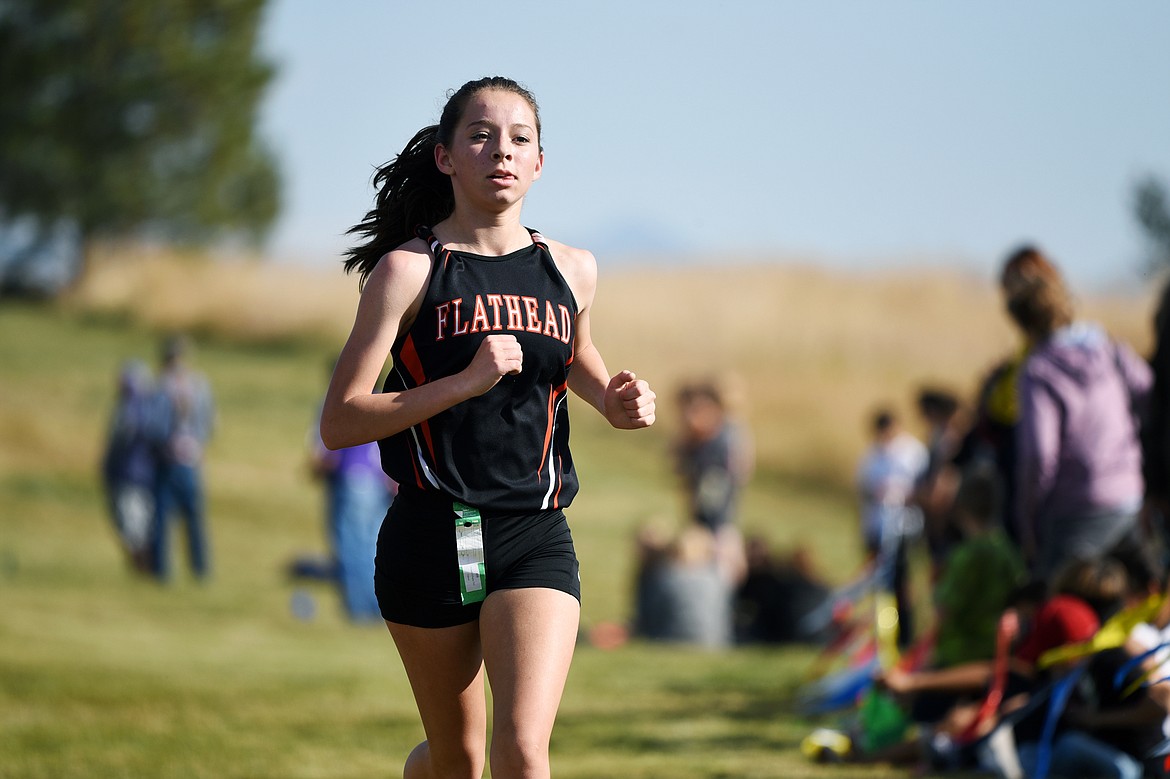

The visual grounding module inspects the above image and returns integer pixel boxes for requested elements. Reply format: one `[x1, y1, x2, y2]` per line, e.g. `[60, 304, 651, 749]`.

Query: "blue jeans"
[1018, 731, 1143, 779]
[331, 474, 390, 621]
[152, 463, 210, 581]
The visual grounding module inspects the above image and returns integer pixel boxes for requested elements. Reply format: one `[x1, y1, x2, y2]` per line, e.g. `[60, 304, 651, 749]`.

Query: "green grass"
[0, 302, 915, 778]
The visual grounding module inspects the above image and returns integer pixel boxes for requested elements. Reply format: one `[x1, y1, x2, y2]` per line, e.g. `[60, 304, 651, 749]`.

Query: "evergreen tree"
[0, 0, 281, 295]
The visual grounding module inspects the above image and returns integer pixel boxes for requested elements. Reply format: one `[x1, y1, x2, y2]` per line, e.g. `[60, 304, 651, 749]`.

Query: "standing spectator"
[1005, 246, 1152, 581]
[673, 379, 754, 584]
[309, 411, 396, 622]
[1143, 280, 1170, 563]
[857, 408, 929, 647]
[101, 358, 157, 573]
[955, 357, 1027, 545]
[150, 334, 215, 582]
[952, 247, 1068, 546]
[914, 387, 965, 567]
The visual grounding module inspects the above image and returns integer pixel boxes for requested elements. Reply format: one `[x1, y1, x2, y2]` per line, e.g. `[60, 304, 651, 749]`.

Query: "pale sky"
[257, 1, 1170, 292]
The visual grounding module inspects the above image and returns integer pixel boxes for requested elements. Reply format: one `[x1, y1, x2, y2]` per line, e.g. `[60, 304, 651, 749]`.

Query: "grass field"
[0, 251, 1156, 777]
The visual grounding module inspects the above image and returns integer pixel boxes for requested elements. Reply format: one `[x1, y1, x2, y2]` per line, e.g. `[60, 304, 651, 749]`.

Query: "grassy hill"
[0, 250, 1155, 777]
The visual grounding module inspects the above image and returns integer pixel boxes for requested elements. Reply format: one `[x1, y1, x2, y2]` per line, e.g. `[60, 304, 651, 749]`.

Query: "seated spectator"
[932, 462, 1027, 669]
[734, 536, 832, 645]
[875, 558, 1122, 766]
[632, 521, 734, 649]
[1021, 549, 1170, 779]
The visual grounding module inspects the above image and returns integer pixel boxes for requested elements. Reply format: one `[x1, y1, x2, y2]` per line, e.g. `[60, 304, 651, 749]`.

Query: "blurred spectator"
[100, 359, 156, 573]
[917, 388, 963, 474]
[149, 334, 215, 582]
[632, 521, 734, 648]
[1014, 556, 1164, 779]
[914, 386, 966, 566]
[950, 247, 1070, 547]
[733, 535, 832, 645]
[308, 402, 396, 622]
[1003, 245, 1152, 581]
[990, 564, 1119, 776]
[1143, 280, 1170, 564]
[931, 462, 1026, 669]
[876, 559, 1118, 773]
[856, 407, 928, 647]
[951, 358, 1026, 546]
[672, 378, 754, 584]
[1109, 564, 1170, 776]
[862, 463, 1023, 752]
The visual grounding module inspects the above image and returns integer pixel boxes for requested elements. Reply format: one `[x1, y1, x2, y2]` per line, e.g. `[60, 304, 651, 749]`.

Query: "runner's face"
[436, 89, 543, 207]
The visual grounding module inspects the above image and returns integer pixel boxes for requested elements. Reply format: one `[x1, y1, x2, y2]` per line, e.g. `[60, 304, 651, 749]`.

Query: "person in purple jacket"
[309, 430, 396, 622]
[1004, 245, 1153, 581]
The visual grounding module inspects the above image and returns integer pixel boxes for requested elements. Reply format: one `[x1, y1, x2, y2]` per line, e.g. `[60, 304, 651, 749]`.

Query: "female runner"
[320, 76, 656, 779]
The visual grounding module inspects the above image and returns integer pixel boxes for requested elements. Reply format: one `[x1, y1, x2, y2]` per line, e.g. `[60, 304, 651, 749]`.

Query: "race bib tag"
[454, 502, 486, 605]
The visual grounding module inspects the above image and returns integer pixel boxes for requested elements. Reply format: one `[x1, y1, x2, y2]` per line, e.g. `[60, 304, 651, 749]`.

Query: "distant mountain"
[582, 218, 693, 264]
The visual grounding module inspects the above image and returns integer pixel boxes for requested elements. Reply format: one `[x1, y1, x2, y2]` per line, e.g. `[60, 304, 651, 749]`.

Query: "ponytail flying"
[343, 125, 453, 289]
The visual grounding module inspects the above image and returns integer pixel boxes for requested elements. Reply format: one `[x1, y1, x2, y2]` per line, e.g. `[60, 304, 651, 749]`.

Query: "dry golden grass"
[67, 245, 1156, 487]
[591, 262, 1155, 485]
[68, 243, 361, 345]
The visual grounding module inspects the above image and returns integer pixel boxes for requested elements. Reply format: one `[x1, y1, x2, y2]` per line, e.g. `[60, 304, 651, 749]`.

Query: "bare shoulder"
[367, 237, 432, 287]
[541, 236, 597, 309]
[360, 237, 433, 326]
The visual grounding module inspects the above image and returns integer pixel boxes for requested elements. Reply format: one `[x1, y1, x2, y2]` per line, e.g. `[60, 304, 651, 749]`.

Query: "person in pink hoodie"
[1004, 245, 1152, 582]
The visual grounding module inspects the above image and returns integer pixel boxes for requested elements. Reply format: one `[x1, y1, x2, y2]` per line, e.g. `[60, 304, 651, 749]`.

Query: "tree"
[1135, 175, 1170, 275]
[0, 0, 281, 296]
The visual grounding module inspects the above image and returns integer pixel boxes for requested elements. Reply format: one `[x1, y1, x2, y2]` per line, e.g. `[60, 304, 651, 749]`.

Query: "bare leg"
[480, 588, 580, 779]
[386, 619, 487, 779]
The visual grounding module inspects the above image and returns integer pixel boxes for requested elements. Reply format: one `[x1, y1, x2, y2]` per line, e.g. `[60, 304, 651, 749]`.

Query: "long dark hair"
[343, 76, 542, 289]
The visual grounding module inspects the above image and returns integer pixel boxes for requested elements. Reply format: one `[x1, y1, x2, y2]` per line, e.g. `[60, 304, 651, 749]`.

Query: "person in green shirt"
[933, 460, 1027, 668]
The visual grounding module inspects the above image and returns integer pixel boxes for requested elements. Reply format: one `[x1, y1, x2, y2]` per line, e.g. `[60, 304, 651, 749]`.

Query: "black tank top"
[379, 226, 580, 512]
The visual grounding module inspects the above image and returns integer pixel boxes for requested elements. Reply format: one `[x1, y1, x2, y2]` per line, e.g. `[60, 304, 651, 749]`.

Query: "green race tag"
[454, 502, 486, 605]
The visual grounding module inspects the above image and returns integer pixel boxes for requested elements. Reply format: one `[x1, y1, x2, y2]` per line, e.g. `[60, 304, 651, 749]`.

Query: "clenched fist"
[604, 370, 656, 429]
[462, 334, 524, 396]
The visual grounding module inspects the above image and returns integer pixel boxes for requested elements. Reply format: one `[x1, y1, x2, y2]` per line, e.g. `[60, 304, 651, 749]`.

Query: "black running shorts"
[374, 487, 581, 628]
